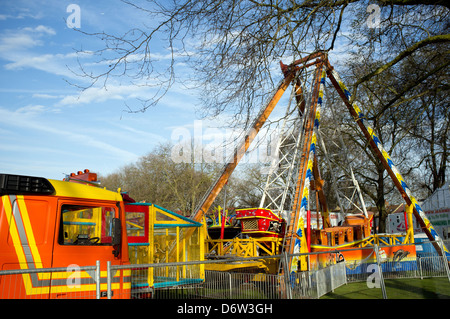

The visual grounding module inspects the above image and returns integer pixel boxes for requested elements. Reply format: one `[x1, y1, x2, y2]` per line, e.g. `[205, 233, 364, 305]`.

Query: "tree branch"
[368, 59, 450, 120]
[351, 34, 450, 102]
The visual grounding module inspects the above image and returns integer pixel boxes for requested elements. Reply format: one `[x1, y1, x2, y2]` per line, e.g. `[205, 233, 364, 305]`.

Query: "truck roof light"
[64, 169, 98, 185]
[0, 174, 55, 195]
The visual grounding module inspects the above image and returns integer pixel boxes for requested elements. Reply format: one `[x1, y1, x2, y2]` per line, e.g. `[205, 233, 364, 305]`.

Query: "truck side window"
[59, 204, 115, 245]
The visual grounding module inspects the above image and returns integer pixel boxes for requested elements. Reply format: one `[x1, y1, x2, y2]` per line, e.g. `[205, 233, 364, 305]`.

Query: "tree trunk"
[375, 159, 388, 233]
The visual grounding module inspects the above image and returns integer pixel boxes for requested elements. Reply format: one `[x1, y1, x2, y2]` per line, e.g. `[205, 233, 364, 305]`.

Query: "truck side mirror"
[112, 218, 121, 257]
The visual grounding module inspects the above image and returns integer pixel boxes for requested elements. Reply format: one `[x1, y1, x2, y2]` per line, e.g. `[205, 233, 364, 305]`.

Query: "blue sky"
[0, 1, 353, 181]
[0, 0, 205, 180]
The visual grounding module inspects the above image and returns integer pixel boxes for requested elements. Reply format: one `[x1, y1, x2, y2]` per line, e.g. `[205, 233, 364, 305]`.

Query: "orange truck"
[0, 170, 131, 299]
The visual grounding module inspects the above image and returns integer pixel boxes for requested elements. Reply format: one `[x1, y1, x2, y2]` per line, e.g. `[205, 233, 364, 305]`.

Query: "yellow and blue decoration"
[330, 69, 449, 257]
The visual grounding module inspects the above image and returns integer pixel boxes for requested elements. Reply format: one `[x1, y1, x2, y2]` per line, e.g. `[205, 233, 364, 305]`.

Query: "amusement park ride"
[193, 51, 449, 273]
[0, 52, 448, 298]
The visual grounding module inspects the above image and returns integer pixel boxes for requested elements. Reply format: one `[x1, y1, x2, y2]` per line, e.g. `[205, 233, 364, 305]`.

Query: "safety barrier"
[0, 262, 100, 299]
[113, 240, 449, 299]
[341, 241, 450, 299]
[121, 264, 344, 299]
[2, 240, 449, 299]
[106, 257, 349, 299]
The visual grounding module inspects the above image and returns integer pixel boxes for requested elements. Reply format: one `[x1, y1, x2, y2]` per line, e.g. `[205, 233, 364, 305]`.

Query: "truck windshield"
[59, 204, 115, 245]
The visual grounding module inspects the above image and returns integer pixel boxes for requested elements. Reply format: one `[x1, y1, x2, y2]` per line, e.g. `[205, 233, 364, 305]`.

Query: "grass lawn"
[321, 277, 450, 299]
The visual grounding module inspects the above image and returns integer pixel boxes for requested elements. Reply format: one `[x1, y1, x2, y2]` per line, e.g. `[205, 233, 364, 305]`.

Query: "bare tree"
[73, 1, 449, 124]
[321, 55, 430, 232]
[347, 28, 449, 196]
[228, 164, 267, 208]
[406, 92, 450, 194]
[100, 143, 218, 215]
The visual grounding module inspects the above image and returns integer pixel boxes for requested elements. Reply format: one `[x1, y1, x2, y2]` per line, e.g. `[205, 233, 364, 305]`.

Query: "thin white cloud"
[16, 104, 50, 115]
[109, 122, 167, 144]
[23, 25, 56, 35]
[4, 52, 78, 77]
[0, 106, 138, 161]
[0, 33, 41, 52]
[0, 25, 81, 78]
[32, 93, 63, 99]
[56, 81, 167, 106]
[0, 142, 75, 156]
[57, 85, 133, 106]
[0, 13, 40, 21]
[0, 25, 55, 52]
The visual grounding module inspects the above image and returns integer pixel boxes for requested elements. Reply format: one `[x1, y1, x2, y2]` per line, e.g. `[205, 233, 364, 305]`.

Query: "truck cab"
[0, 170, 130, 298]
